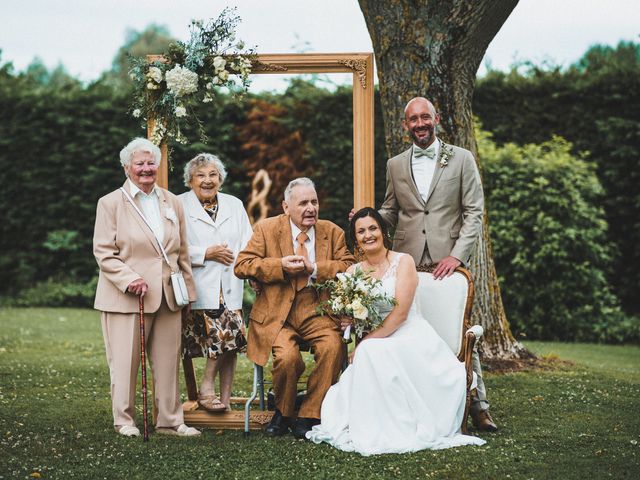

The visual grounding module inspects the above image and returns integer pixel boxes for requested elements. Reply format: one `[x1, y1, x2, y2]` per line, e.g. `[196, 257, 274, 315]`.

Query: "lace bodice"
[357, 253, 411, 320]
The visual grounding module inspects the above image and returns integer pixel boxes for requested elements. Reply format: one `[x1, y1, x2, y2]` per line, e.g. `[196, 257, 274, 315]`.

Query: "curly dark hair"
[349, 207, 393, 252]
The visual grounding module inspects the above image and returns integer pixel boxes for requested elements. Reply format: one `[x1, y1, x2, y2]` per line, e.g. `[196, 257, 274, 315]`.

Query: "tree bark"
[359, 0, 530, 361]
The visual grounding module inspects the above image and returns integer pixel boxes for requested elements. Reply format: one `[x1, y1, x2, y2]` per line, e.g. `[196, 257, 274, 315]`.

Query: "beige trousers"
[101, 296, 184, 428]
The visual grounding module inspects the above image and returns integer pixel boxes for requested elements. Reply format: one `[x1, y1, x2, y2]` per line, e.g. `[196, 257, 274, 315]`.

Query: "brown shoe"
[471, 410, 498, 432]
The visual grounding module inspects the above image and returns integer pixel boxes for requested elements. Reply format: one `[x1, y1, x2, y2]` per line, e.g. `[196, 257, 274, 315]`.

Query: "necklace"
[364, 250, 389, 272]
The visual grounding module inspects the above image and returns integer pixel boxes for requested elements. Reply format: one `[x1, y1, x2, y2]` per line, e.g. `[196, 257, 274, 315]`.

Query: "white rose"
[132, 109, 141, 118]
[213, 56, 226, 72]
[175, 106, 187, 118]
[350, 299, 368, 320]
[147, 66, 163, 84]
[356, 280, 369, 293]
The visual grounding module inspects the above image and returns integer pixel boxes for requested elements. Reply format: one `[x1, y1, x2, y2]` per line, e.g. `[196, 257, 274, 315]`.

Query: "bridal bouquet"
[315, 267, 396, 341]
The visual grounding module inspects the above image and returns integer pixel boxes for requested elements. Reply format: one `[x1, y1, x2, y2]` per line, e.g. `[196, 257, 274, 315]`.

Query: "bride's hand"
[340, 315, 353, 331]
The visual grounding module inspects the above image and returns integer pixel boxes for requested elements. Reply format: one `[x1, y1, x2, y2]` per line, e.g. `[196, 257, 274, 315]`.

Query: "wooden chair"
[415, 265, 483, 434]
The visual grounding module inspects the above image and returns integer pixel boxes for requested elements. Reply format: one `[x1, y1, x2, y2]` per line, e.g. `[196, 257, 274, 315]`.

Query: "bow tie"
[413, 145, 437, 159]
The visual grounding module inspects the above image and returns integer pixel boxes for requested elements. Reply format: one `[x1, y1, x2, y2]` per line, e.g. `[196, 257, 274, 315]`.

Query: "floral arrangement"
[439, 143, 454, 168]
[315, 267, 397, 340]
[129, 8, 255, 145]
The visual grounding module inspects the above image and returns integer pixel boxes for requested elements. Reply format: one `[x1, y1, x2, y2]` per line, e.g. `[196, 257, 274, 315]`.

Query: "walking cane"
[139, 295, 149, 441]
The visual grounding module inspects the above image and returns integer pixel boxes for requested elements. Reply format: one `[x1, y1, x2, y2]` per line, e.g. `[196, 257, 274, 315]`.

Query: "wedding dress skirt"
[306, 253, 486, 455]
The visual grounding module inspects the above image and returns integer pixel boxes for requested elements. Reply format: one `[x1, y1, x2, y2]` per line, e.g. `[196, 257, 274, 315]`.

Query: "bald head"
[404, 97, 437, 118]
[402, 97, 440, 148]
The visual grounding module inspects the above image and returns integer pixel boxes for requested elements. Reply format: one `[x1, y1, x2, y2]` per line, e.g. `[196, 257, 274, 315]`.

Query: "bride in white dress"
[306, 208, 486, 455]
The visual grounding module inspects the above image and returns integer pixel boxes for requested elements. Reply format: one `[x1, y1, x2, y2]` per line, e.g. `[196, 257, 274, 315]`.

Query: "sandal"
[198, 393, 227, 412]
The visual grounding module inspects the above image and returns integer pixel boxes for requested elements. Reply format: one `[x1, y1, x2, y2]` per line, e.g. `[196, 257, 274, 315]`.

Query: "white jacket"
[179, 190, 253, 310]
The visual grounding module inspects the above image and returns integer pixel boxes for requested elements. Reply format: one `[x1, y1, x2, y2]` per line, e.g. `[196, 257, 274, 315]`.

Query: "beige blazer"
[234, 214, 355, 366]
[93, 181, 196, 314]
[379, 142, 484, 265]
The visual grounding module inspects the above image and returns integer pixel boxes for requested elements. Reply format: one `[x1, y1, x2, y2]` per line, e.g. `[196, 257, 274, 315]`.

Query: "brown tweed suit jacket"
[234, 214, 355, 366]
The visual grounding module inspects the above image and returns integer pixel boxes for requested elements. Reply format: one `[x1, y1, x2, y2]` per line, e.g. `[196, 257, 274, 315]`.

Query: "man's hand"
[127, 278, 148, 296]
[301, 257, 315, 276]
[432, 256, 462, 280]
[281, 255, 307, 275]
[348, 208, 357, 222]
[205, 242, 234, 265]
[249, 279, 262, 295]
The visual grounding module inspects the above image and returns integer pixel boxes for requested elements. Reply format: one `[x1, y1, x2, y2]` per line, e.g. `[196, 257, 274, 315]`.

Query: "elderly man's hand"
[432, 256, 461, 280]
[281, 255, 307, 275]
[127, 278, 148, 296]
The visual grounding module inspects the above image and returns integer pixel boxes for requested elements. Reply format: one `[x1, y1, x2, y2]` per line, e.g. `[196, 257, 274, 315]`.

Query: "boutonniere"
[439, 143, 453, 168]
[165, 207, 178, 224]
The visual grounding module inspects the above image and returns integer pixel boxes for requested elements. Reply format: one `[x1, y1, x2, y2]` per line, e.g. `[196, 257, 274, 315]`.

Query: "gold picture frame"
[148, 52, 375, 208]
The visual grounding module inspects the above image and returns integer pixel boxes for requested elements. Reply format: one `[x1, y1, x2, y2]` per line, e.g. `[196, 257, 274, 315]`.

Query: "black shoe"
[292, 417, 320, 440]
[265, 409, 293, 436]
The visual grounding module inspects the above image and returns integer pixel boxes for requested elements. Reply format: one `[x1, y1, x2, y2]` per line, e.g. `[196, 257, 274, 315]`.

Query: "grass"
[1, 308, 639, 479]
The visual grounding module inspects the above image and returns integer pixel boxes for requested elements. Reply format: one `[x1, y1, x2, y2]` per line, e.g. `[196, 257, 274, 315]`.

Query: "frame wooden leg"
[182, 356, 198, 401]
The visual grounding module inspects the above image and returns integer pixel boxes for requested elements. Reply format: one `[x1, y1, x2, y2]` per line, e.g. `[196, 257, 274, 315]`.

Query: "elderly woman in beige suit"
[93, 137, 199, 437]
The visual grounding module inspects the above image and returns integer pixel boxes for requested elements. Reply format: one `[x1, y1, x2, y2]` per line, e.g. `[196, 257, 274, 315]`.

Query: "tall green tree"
[358, 0, 528, 361]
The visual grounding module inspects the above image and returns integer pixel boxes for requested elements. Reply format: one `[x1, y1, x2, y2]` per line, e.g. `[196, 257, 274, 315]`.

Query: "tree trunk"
[359, 0, 530, 361]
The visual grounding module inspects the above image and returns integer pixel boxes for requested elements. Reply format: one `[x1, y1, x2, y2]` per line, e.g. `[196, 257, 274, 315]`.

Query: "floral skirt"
[181, 298, 247, 359]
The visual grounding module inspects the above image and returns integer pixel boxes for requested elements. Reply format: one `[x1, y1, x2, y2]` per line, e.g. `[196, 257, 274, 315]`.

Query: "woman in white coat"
[179, 153, 252, 412]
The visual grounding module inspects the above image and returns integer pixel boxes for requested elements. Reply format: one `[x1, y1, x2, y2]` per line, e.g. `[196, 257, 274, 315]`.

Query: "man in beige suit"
[235, 178, 355, 439]
[378, 97, 497, 432]
[93, 137, 199, 437]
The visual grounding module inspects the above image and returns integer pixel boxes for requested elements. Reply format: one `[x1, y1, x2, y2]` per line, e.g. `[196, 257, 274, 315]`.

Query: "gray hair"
[119, 137, 162, 167]
[183, 153, 227, 187]
[284, 177, 316, 202]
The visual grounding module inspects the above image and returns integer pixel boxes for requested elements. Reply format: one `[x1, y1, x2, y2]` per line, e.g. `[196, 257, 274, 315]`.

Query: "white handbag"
[120, 187, 190, 307]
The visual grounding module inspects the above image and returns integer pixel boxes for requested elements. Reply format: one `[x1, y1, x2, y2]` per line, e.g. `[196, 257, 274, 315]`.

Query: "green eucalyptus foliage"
[480, 130, 638, 343]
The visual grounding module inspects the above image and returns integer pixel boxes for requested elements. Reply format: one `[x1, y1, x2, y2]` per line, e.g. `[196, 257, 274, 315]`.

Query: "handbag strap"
[120, 187, 174, 270]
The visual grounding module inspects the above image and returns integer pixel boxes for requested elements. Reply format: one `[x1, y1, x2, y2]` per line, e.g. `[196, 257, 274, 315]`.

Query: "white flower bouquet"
[128, 7, 255, 146]
[315, 267, 396, 342]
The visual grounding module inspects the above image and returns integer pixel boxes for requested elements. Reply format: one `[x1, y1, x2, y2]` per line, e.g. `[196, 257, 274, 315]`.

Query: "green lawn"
[1, 308, 639, 479]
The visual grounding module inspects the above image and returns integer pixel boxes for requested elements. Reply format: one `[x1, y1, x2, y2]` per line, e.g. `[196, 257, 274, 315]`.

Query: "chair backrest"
[414, 268, 474, 357]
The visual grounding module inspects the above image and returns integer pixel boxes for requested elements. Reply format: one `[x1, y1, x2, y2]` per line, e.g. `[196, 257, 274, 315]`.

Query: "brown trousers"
[271, 287, 343, 419]
[101, 296, 184, 428]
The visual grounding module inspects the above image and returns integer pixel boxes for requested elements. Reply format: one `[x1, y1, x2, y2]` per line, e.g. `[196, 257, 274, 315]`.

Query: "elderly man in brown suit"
[235, 177, 355, 439]
[378, 97, 497, 432]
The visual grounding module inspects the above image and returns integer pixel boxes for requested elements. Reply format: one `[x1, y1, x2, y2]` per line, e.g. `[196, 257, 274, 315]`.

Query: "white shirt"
[128, 179, 164, 243]
[290, 220, 317, 283]
[411, 138, 441, 203]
